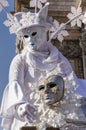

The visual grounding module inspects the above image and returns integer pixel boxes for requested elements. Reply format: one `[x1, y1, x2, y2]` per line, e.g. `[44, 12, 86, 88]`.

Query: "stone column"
[14, 0, 21, 12]
[80, 30, 86, 79]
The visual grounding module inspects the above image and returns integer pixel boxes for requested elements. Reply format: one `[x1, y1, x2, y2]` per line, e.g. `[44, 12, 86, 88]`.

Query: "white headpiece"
[0, 0, 86, 42]
[13, 3, 52, 34]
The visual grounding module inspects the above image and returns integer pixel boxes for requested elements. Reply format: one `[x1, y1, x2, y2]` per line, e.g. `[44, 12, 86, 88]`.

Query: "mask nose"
[29, 42, 36, 49]
[44, 86, 49, 94]
[30, 42, 35, 46]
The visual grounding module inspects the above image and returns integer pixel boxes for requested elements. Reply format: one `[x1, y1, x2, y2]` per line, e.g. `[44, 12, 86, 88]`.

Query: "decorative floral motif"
[4, 12, 37, 34]
[49, 20, 69, 42]
[30, 0, 47, 9]
[2, 3, 85, 41]
[3, 13, 21, 34]
[20, 12, 35, 27]
[0, 0, 9, 12]
[29, 78, 82, 129]
[67, 6, 84, 27]
[28, 71, 83, 129]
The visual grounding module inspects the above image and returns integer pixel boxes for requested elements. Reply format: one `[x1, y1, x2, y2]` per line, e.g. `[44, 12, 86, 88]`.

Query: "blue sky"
[0, 0, 15, 103]
[0, 1, 15, 129]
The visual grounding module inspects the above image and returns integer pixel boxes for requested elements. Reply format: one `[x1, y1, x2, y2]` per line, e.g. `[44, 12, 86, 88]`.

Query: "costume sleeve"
[0, 54, 27, 124]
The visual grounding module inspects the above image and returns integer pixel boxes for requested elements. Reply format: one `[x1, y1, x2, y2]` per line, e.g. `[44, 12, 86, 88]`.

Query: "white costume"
[1, 41, 86, 130]
[0, 2, 86, 130]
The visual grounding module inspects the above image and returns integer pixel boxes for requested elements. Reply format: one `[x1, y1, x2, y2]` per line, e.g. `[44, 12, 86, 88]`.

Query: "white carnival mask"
[38, 75, 64, 106]
[20, 26, 47, 50]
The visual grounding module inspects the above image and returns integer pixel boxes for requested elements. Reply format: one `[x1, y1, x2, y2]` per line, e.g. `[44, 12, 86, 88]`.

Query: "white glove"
[17, 103, 37, 123]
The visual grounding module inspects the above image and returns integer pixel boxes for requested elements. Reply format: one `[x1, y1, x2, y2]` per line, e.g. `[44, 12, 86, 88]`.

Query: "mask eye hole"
[48, 83, 56, 88]
[24, 35, 29, 38]
[31, 32, 37, 36]
[38, 85, 45, 91]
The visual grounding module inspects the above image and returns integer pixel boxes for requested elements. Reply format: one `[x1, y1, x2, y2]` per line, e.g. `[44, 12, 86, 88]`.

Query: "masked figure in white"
[0, 3, 86, 130]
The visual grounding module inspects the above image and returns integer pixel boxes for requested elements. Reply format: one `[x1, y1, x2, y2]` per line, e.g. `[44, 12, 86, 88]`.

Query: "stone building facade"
[14, 0, 86, 79]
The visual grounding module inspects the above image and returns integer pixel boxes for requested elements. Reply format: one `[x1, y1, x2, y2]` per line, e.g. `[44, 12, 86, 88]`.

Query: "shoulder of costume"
[10, 54, 25, 65]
